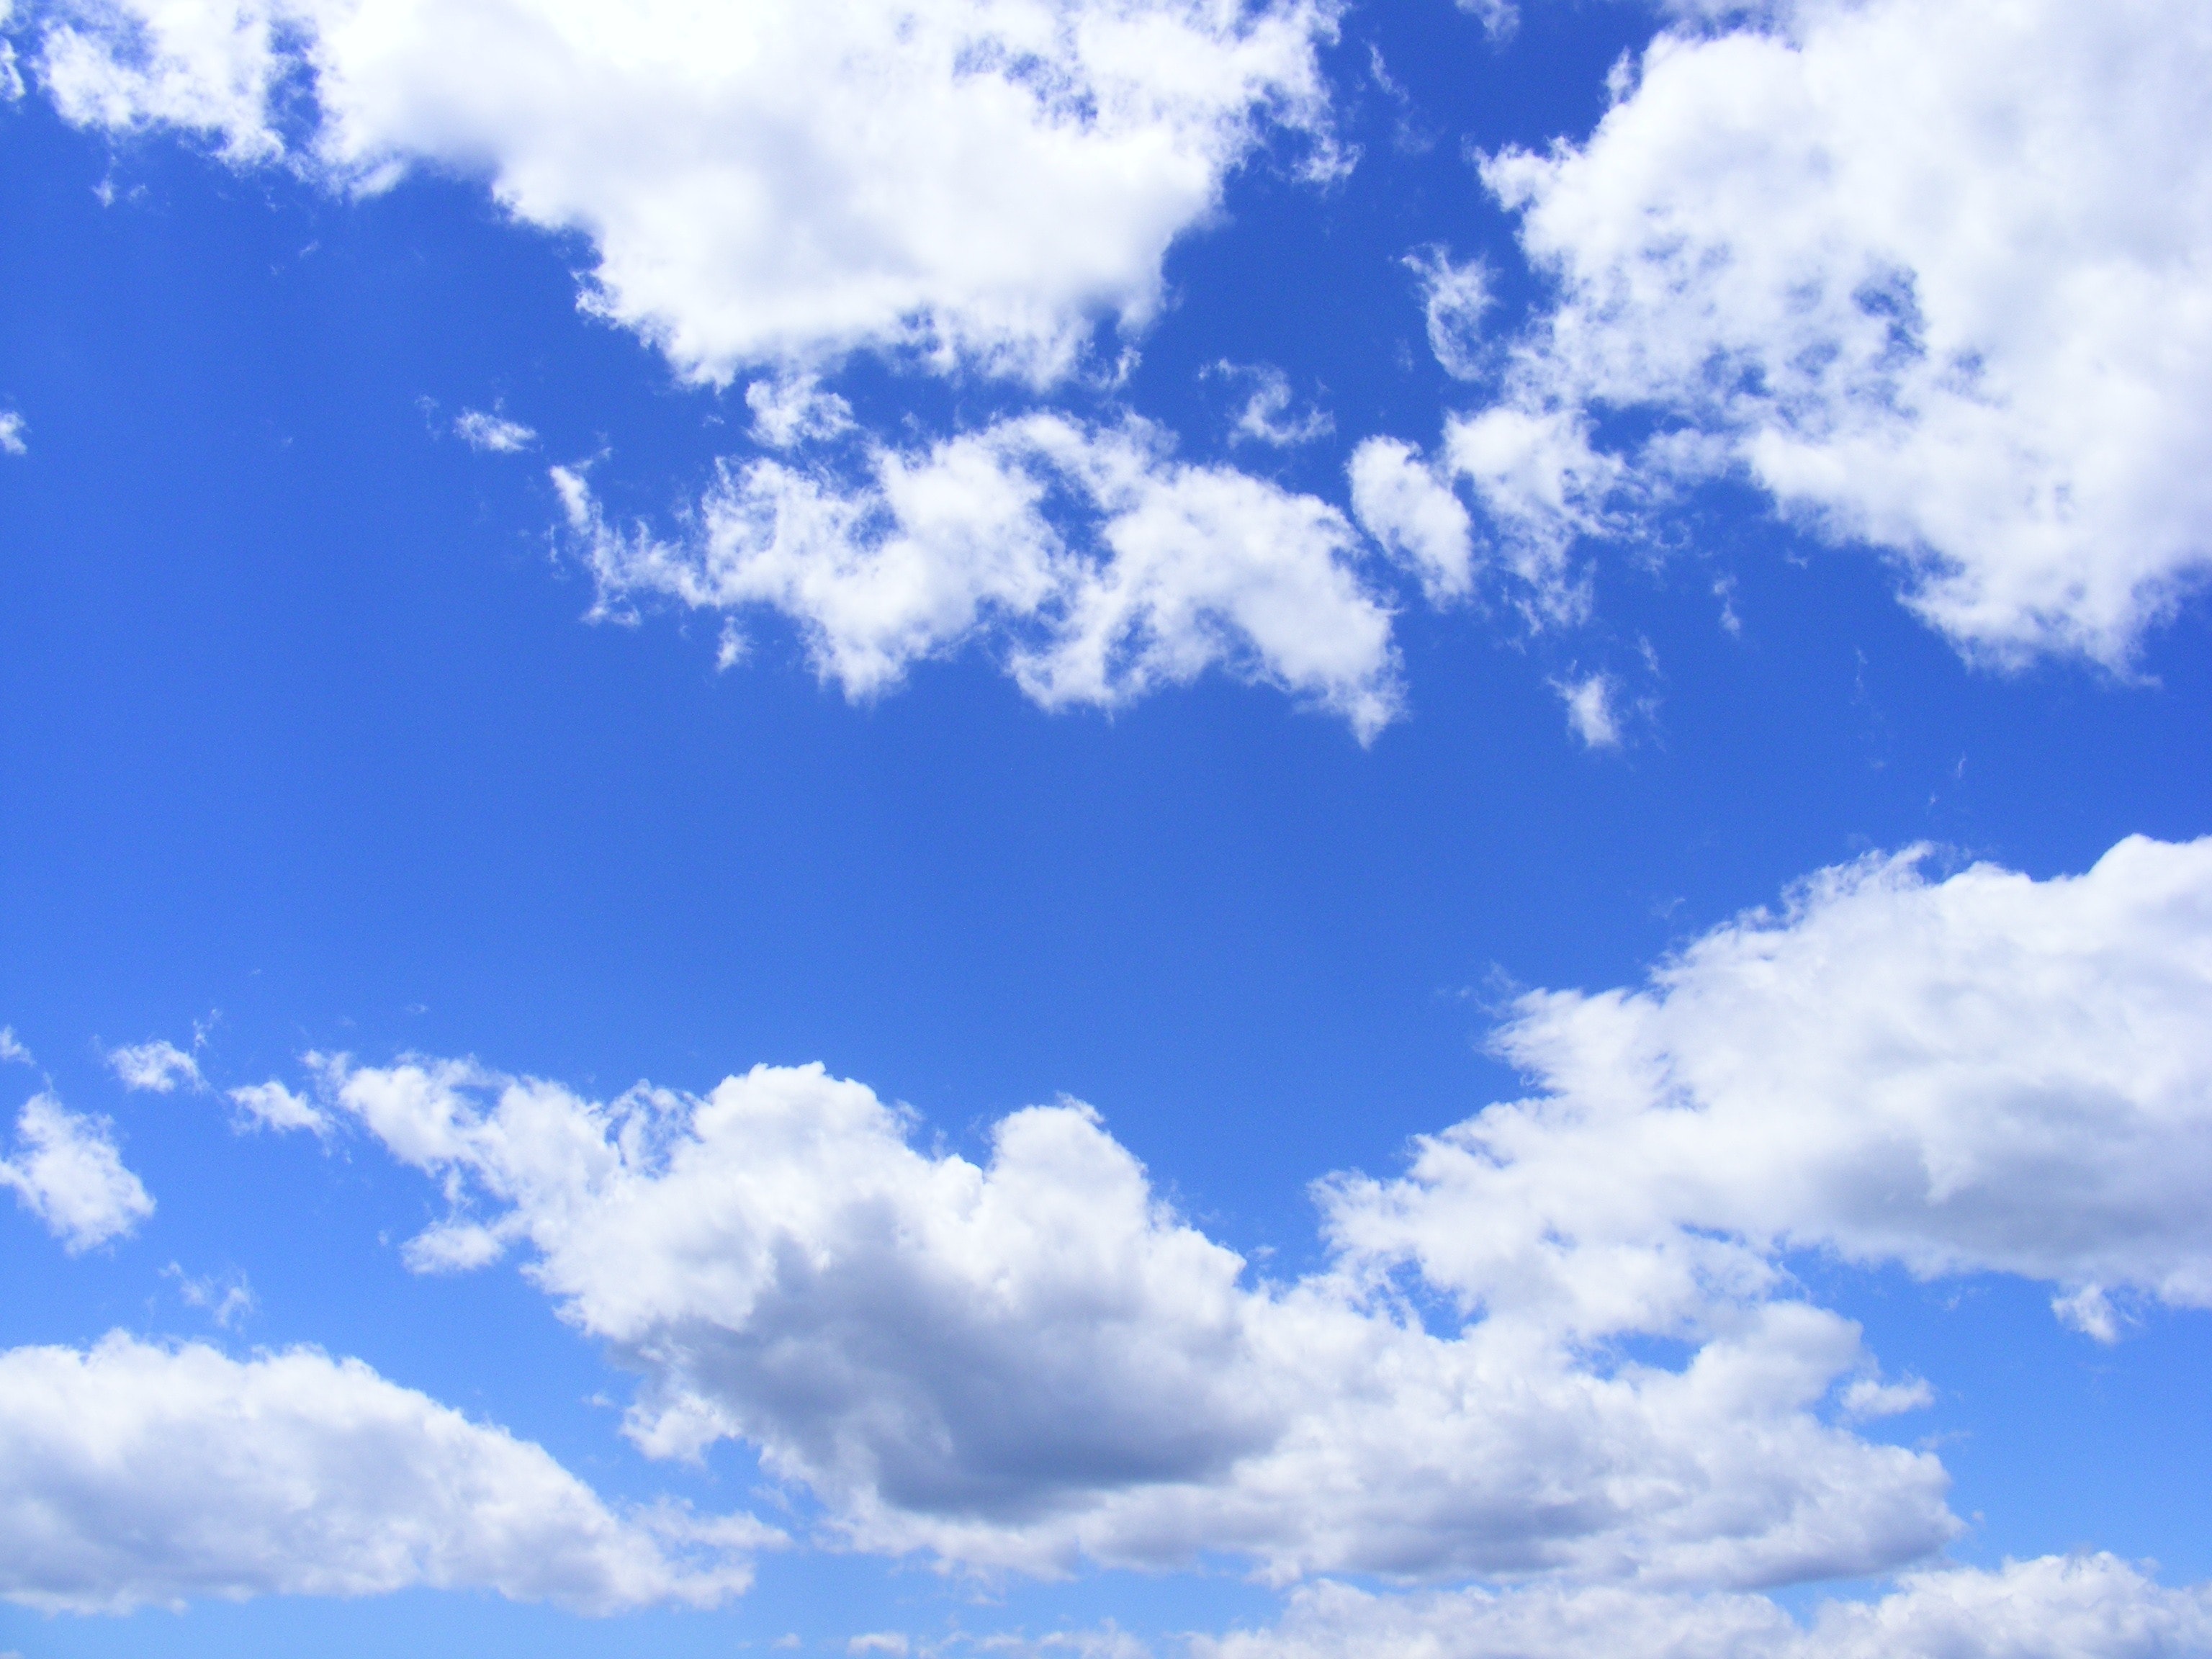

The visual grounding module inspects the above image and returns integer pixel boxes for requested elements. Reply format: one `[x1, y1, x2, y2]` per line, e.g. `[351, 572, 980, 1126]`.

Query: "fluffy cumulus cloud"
[1323, 834, 2212, 1346]
[558, 414, 1403, 739]
[269, 1054, 1951, 1587]
[30, 0, 1336, 383]
[1439, 0, 2212, 663]
[1196, 1555, 2212, 1659]
[240, 834, 2212, 1595]
[0, 1093, 153, 1252]
[0, 1331, 773, 1613]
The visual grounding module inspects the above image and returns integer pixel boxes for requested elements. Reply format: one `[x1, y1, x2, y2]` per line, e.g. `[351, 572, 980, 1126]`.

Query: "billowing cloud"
[266, 1055, 1950, 1587]
[0, 1331, 775, 1613]
[558, 414, 1403, 739]
[242, 834, 2212, 1592]
[32, 0, 1337, 384]
[1346, 437, 1473, 603]
[1195, 1555, 2212, 1659]
[1323, 834, 2212, 1346]
[1441, 0, 2212, 663]
[0, 1093, 153, 1252]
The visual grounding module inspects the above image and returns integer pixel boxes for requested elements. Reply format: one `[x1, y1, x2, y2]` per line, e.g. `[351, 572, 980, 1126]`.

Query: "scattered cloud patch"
[1553, 672, 1621, 748]
[1406, 248, 1493, 383]
[1458, 0, 2212, 664]
[0, 411, 24, 456]
[1346, 437, 1474, 603]
[0, 1094, 153, 1253]
[106, 1038, 203, 1094]
[746, 375, 855, 450]
[0, 1332, 776, 1613]
[1211, 363, 1334, 448]
[162, 1262, 256, 1329]
[557, 415, 1403, 739]
[452, 408, 536, 454]
[229, 1079, 329, 1136]
[1194, 1556, 2212, 1659]
[0, 1028, 30, 1066]
[32, 0, 1341, 384]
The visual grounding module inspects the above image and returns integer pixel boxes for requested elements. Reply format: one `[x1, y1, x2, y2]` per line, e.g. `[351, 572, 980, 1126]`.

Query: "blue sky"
[3, 0, 2211, 1655]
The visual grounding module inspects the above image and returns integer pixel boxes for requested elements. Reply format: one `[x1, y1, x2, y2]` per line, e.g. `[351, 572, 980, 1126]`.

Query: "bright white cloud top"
[224, 835, 2212, 1605]
[0, 1332, 772, 1613]
[559, 414, 1401, 737]
[0, 1093, 153, 1252]
[1446, 0, 2212, 663]
[33, 0, 1337, 382]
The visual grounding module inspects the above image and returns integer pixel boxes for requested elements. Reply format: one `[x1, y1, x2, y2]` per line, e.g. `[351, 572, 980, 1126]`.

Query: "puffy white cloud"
[1194, 1555, 2212, 1659]
[558, 414, 1403, 739]
[0, 411, 24, 456]
[33, 0, 1339, 383]
[251, 834, 2212, 1590]
[227, 1077, 329, 1135]
[1323, 835, 2212, 1344]
[1552, 671, 1619, 748]
[106, 1037, 202, 1092]
[1346, 436, 1473, 603]
[0, 1331, 774, 1613]
[0, 1093, 153, 1253]
[452, 408, 535, 453]
[1457, 0, 2212, 664]
[266, 1053, 1950, 1589]
[0, 1026, 30, 1064]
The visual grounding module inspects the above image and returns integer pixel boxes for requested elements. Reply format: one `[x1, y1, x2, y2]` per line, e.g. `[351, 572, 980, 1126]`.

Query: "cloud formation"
[1324, 834, 2212, 1346]
[0, 1093, 153, 1252]
[106, 1037, 203, 1093]
[558, 415, 1403, 738]
[33, 0, 1336, 383]
[1442, 0, 2212, 662]
[240, 834, 2212, 1593]
[0, 1332, 773, 1613]
[1195, 1555, 2212, 1659]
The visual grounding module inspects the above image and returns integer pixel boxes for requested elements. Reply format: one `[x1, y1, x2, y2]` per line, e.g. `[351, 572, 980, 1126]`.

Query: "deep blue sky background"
[3, 0, 2210, 1650]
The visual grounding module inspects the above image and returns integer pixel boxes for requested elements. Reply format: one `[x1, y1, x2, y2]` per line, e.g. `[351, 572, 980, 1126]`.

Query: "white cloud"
[0, 1094, 154, 1253]
[0, 412, 24, 456]
[0, 1331, 775, 1614]
[1346, 437, 1474, 603]
[1462, 0, 2212, 665]
[1553, 672, 1619, 749]
[107, 1038, 203, 1093]
[850, 1636, 910, 1656]
[228, 1078, 330, 1135]
[259, 834, 2212, 1590]
[1213, 363, 1334, 448]
[452, 408, 536, 453]
[0, 1028, 30, 1065]
[557, 414, 1403, 739]
[747, 374, 856, 451]
[1194, 1555, 2212, 1659]
[162, 1262, 256, 1328]
[1322, 835, 2212, 1345]
[34, 0, 1339, 385]
[280, 1054, 1950, 1588]
[1406, 248, 1493, 383]
[1438, 405, 1616, 611]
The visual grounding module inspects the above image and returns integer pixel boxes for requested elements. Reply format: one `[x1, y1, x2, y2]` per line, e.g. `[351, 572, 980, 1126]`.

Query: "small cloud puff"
[453, 408, 537, 453]
[0, 1028, 30, 1066]
[0, 1094, 154, 1253]
[107, 1040, 203, 1094]
[228, 1080, 329, 1137]
[1554, 671, 1622, 748]
[0, 412, 25, 457]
